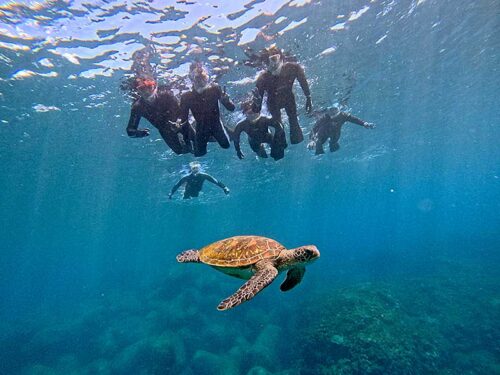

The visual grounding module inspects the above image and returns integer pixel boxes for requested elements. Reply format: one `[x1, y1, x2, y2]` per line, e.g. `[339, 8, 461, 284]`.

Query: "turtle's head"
[290, 245, 320, 265]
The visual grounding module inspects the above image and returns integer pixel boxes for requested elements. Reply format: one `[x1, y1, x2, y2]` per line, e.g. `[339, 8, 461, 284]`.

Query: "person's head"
[189, 161, 201, 175]
[189, 62, 210, 92]
[265, 46, 284, 75]
[267, 53, 283, 75]
[327, 106, 340, 117]
[241, 101, 259, 121]
[135, 77, 157, 101]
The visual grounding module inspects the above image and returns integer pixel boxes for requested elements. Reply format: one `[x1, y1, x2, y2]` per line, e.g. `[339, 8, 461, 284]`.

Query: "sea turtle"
[176, 235, 320, 311]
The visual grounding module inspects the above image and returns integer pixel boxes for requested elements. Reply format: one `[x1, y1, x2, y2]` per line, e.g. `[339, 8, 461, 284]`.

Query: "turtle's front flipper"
[176, 249, 201, 263]
[217, 261, 278, 311]
[280, 266, 305, 292]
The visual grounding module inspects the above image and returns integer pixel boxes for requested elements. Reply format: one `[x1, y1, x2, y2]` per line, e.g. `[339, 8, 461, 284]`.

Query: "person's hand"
[223, 187, 230, 195]
[169, 120, 181, 131]
[305, 96, 313, 113]
[251, 88, 262, 110]
[168, 193, 173, 200]
[135, 128, 150, 137]
[237, 150, 245, 159]
[363, 122, 376, 129]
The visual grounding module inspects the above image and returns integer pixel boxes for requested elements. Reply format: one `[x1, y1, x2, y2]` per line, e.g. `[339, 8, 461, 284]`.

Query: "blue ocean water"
[0, 0, 499, 374]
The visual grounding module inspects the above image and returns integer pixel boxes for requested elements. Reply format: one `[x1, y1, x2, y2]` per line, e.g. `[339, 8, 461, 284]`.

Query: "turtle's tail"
[176, 249, 201, 263]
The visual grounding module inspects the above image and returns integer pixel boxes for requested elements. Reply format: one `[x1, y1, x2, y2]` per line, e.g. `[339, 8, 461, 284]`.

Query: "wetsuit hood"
[189, 161, 201, 174]
[327, 106, 340, 117]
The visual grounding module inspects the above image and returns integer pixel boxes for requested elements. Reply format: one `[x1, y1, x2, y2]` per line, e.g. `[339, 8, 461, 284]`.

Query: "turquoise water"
[1, 0, 499, 374]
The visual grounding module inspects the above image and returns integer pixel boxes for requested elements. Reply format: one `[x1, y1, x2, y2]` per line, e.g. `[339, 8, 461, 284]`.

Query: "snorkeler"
[179, 62, 236, 157]
[252, 46, 312, 145]
[307, 106, 375, 155]
[169, 162, 230, 199]
[126, 76, 192, 155]
[232, 101, 286, 161]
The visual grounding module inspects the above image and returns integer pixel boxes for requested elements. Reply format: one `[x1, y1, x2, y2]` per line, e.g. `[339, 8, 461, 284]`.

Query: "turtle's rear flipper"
[280, 266, 305, 292]
[176, 249, 201, 263]
[217, 261, 278, 311]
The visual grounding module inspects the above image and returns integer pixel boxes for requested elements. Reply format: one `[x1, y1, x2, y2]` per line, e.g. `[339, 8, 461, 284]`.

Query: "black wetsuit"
[310, 111, 367, 155]
[126, 86, 191, 154]
[232, 116, 286, 160]
[254, 62, 311, 144]
[170, 172, 227, 199]
[180, 84, 235, 157]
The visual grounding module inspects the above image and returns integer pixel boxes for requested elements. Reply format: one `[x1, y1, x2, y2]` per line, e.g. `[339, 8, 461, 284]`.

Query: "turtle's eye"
[305, 246, 320, 260]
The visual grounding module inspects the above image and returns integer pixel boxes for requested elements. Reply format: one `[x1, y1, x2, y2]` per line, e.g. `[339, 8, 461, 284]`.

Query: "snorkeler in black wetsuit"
[253, 46, 312, 145]
[232, 101, 286, 160]
[169, 162, 230, 199]
[180, 62, 235, 157]
[307, 107, 375, 155]
[126, 77, 192, 154]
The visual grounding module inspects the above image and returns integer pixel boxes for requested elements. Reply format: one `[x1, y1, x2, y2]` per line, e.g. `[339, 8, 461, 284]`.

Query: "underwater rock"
[246, 365, 273, 375]
[85, 358, 111, 374]
[245, 324, 282, 370]
[111, 337, 176, 374]
[296, 283, 444, 374]
[21, 364, 55, 375]
[26, 325, 91, 364]
[191, 349, 239, 375]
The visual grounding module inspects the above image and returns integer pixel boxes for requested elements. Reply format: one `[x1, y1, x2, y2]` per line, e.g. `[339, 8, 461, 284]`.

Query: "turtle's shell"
[199, 236, 285, 267]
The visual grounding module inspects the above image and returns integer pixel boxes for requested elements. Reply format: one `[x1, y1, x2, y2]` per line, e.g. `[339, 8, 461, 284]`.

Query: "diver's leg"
[270, 105, 289, 146]
[315, 135, 326, 155]
[267, 133, 284, 160]
[269, 110, 288, 150]
[158, 128, 185, 155]
[285, 98, 303, 144]
[194, 129, 209, 157]
[269, 105, 282, 124]
[270, 143, 284, 160]
[212, 122, 231, 149]
[249, 138, 268, 158]
[179, 123, 194, 153]
[329, 140, 340, 152]
[329, 129, 341, 152]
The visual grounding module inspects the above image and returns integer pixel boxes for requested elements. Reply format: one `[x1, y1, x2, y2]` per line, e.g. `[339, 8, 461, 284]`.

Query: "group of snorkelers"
[123, 45, 375, 199]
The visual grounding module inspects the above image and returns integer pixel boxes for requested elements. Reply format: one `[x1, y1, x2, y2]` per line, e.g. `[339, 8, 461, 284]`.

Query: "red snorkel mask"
[136, 78, 157, 90]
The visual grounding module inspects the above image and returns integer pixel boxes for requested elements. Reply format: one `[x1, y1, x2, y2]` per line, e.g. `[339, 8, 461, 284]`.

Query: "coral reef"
[0, 260, 498, 374]
[294, 262, 500, 374]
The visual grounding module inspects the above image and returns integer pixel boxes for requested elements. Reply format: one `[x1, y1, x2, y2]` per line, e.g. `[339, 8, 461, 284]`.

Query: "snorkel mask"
[189, 161, 201, 174]
[189, 63, 209, 93]
[267, 53, 283, 75]
[327, 106, 340, 117]
[136, 78, 157, 101]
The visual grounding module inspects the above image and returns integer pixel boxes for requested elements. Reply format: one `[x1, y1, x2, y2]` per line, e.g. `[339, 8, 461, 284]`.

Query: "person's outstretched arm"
[169, 176, 187, 199]
[126, 103, 150, 137]
[343, 112, 376, 129]
[295, 64, 312, 113]
[262, 117, 286, 147]
[202, 173, 230, 195]
[219, 85, 236, 111]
